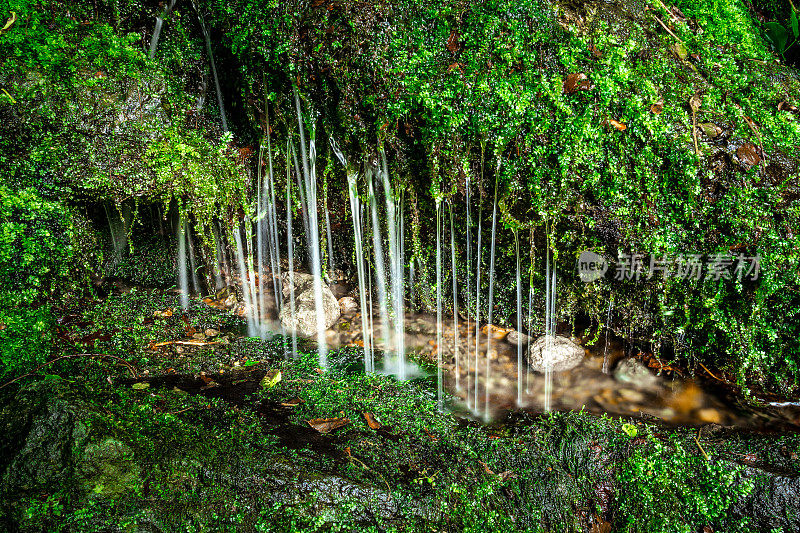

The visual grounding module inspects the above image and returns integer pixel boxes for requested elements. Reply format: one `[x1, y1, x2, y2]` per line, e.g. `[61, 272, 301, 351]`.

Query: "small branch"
[697, 361, 724, 382]
[650, 12, 684, 43]
[695, 431, 710, 461]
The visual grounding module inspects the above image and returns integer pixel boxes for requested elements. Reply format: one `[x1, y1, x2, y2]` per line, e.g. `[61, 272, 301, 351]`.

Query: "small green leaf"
[622, 423, 638, 437]
[260, 370, 281, 390]
[131, 382, 150, 390]
[765, 22, 789, 54]
[791, 6, 799, 40]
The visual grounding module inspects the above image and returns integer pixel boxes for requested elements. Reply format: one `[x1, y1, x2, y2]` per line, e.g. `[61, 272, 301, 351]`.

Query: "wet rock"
[76, 438, 140, 498]
[338, 296, 359, 315]
[329, 282, 351, 300]
[506, 330, 531, 347]
[280, 271, 316, 301]
[731, 467, 800, 532]
[279, 286, 341, 337]
[527, 335, 584, 373]
[614, 358, 659, 389]
[0, 381, 139, 501]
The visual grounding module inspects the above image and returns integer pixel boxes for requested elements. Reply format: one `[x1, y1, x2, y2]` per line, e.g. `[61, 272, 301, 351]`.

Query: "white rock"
[279, 286, 341, 337]
[527, 335, 584, 373]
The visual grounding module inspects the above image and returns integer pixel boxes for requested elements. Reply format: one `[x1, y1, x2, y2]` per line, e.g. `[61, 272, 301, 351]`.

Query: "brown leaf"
[479, 460, 495, 476]
[650, 102, 664, 115]
[307, 417, 350, 434]
[563, 73, 593, 94]
[698, 122, 722, 138]
[422, 427, 439, 441]
[362, 412, 382, 430]
[281, 397, 305, 407]
[446, 29, 460, 53]
[689, 94, 702, 113]
[778, 101, 798, 113]
[608, 119, 627, 131]
[736, 143, 761, 168]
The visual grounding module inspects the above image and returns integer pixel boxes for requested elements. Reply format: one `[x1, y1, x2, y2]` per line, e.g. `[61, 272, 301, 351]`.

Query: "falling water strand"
[265, 124, 283, 337]
[330, 137, 373, 372]
[177, 215, 190, 311]
[484, 170, 500, 420]
[526, 227, 535, 394]
[436, 201, 443, 411]
[368, 175, 392, 359]
[450, 203, 459, 391]
[293, 89, 327, 367]
[233, 226, 258, 336]
[473, 206, 483, 413]
[187, 224, 201, 296]
[286, 149, 298, 357]
[380, 150, 406, 378]
[515, 230, 523, 406]
[464, 172, 472, 407]
[603, 297, 614, 374]
[256, 143, 266, 330]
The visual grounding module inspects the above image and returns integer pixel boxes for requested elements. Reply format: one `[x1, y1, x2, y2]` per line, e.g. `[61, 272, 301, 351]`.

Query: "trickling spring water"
[464, 173, 472, 407]
[450, 203, 459, 391]
[436, 201, 443, 411]
[515, 229, 523, 406]
[603, 297, 614, 374]
[473, 206, 482, 413]
[286, 144, 298, 357]
[379, 150, 406, 378]
[543, 230, 557, 412]
[293, 88, 327, 367]
[368, 175, 392, 358]
[484, 169, 500, 420]
[330, 137, 373, 372]
[177, 216, 190, 310]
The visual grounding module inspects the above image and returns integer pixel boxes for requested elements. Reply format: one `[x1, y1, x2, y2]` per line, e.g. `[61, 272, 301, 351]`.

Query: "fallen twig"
[697, 361, 724, 382]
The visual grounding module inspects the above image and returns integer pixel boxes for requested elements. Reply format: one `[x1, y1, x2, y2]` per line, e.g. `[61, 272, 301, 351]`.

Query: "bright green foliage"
[617, 436, 754, 532]
[0, 187, 73, 376]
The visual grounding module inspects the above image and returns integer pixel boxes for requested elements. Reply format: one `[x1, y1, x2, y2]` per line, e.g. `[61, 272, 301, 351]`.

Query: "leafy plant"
[764, 0, 799, 56]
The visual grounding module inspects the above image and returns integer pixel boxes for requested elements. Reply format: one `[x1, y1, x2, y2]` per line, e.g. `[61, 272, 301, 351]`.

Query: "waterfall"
[177, 216, 190, 310]
[450, 203, 459, 391]
[436, 201, 443, 411]
[543, 229, 557, 412]
[379, 149, 406, 378]
[464, 173, 473, 408]
[330, 137, 373, 371]
[293, 89, 328, 366]
[484, 170, 499, 420]
[233, 225, 258, 337]
[515, 229, 523, 406]
[368, 176, 392, 357]
[286, 144, 298, 357]
[473, 206, 482, 412]
[603, 296, 614, 374]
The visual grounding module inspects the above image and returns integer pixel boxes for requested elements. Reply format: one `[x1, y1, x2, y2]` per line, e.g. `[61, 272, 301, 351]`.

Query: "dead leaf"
[650, 102, 664, 115]
[1, 11, 16, 33]
[671, 42, 688, 60]
[307, 417, 350, 434]
[422, 427, 439, 441]
[153, 308, 173, 317]
[362, 412, 382, 430]
[778, 101, 798, 113]
[698, 122, 722, 138]
[479, 461, 495, 476]
[281, 397, 305, 407]
[446, 29, 460, 53]
[608, 119, 627, 131]
[736, 143, 761, 168]
[563, 73, 593, 94]
[689, 94, 702, 113]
